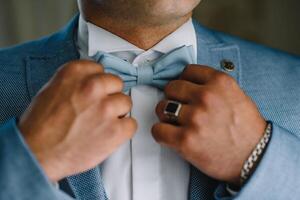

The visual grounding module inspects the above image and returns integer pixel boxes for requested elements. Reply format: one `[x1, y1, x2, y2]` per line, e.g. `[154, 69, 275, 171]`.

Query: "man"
[0, 0, 300, 199]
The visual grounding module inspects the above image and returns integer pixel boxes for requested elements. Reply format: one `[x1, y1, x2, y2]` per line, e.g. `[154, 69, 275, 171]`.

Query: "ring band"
[163, 100, 182, 123]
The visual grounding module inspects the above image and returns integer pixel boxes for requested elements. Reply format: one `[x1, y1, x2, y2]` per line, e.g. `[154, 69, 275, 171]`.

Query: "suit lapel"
[25, 15, 107, 200]
[25, 15, 80, 98]
[26, 54, 75, 98]
[194, 20, 241, 84]
[188, 20, 241, 199]
[67, 168, 108, 200]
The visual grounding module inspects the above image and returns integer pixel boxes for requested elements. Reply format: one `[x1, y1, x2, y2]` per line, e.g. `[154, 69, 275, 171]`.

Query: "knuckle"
[126, 95, 133, 108]
[108, 73, 123, 84]
[213, 72, 234, 85]
[151, 123, 159, 135]
[93, 62, 104, 72]
[129, 118, 138, 132]
[81, 78, 103, 99]
[181, 68, 188, 77]
[165, 80, 176, 90]
[123, 118, 137, 138]
[189, 107, 203, 125]
[151, 124, 162, 142]
[123, 94, 132, 103]
[62, 61, 85, 75]
[165, 80, 183, 95]
[198, 89, 215, 103]
[120, 94, 132, 110]
[152, 133, 161, 143]
[97, 74, 119, 94]
[101, 101, 114, 116]
[164, 81, 174, 94]
[98, 76, 110, 93]
[56, 65, 72, 79]
[185, 64, 194, 69]
[187, 64, 198, 70]
[75, 60, 104, 71]
[60, 60, 104, 77]
[178, 130, 194, 154]
[182, 64, 195, 75]
[104, 73, 124, 92]
[193, 92, 202, 101]
[111, 73, 123, 83]
[176, 81, 187, 94]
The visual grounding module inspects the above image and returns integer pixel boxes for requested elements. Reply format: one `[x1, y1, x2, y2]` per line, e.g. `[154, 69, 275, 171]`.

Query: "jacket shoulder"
[213, 30, 300, 67]
[0, 36, 49, 65]
[0, 15, 78, 70]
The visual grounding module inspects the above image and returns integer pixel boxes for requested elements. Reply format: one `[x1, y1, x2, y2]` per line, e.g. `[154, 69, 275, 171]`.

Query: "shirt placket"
[131, 51, 162, 200]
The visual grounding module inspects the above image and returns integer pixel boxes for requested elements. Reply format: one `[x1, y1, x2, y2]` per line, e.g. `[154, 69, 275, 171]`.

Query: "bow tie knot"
[93, 45, 196, 91]
[137, 63, 154, 86]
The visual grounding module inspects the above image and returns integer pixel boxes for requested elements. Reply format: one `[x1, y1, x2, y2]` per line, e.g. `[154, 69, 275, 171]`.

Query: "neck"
[80, 8, 192, 50]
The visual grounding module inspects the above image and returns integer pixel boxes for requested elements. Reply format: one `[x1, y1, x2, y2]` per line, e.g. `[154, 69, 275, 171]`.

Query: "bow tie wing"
[152, 45, 196, 89]
[93, 52, 138, 91]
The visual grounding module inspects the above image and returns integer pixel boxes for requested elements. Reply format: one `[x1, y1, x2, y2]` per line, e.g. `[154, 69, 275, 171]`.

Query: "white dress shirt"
[77, 16, 198, 200]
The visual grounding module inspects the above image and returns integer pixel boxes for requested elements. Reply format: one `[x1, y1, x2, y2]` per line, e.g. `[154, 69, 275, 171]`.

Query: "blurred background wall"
[0, 0, 299, 55]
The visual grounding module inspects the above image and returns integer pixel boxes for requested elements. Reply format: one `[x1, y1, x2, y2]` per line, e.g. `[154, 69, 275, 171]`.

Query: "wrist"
[18, 121, 70, 182]
[231, 121, 273, 189]
[226, 121, 272, 189]
[240, 122, 272, 185]
[36, 149, 69, 182]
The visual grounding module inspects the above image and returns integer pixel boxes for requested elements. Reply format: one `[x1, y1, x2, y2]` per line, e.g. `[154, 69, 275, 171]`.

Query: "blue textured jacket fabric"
[1, 15, 300, 200]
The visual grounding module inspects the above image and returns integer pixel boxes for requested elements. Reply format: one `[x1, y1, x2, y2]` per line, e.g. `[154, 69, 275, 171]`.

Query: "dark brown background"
[0, 0, 299, 55]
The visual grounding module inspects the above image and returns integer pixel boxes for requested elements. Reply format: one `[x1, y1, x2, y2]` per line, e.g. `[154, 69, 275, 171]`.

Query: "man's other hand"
[152, 65, 266, 185]
[19, 60, 137, 182]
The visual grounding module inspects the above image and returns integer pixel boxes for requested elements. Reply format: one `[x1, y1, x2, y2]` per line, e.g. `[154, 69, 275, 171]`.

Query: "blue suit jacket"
[1, 16, 300, 200]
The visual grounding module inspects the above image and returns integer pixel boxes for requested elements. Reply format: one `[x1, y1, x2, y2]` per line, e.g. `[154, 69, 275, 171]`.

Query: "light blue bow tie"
[93, 45, 196, 91]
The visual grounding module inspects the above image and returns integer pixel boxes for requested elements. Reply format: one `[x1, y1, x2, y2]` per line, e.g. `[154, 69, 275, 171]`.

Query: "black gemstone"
[165, 102, 179, 113]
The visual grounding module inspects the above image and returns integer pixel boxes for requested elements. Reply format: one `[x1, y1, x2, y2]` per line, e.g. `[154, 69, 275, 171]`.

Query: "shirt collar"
[77, 15, 197, 58]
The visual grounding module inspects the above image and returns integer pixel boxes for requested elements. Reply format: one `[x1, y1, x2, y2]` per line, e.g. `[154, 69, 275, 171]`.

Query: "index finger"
[180, 65, 218, 84]
[83, 73, 124, 95]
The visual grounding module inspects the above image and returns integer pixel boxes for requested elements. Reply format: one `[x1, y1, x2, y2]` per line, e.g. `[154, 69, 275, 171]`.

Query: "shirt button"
[221, 59, 235, 72]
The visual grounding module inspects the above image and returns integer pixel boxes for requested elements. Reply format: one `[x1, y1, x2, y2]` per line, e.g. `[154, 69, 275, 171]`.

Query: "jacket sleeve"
[214, 122, 300, 200]
[0, 118, 74, 200]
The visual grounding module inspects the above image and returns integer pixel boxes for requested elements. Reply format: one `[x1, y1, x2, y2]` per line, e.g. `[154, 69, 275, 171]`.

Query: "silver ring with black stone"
[163, 100, 182, 124]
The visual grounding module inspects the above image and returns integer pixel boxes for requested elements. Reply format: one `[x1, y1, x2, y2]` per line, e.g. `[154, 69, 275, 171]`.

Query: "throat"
[82, 13, 192, 50]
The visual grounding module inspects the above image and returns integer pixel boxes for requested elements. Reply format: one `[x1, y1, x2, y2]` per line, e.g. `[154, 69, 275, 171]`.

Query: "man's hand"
[19, 60, 137, 182]
[152, 65, 266, 185]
